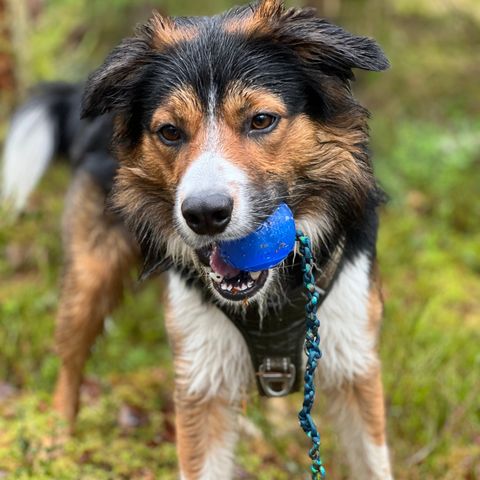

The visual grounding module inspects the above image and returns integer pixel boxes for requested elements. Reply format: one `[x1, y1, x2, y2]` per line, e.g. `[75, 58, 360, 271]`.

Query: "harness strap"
[220, 243, 344, 397]
[225, 288, 307, 396]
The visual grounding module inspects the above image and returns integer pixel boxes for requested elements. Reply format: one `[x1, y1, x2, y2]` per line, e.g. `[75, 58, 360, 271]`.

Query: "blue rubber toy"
[219, 203, 296, 271]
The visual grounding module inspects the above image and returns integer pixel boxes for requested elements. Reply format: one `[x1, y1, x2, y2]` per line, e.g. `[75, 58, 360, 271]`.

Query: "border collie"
[1, 1, 392, 478]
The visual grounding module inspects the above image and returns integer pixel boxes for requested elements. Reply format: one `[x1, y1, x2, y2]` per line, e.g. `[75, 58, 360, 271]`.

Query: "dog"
[1, 1, 393, 478]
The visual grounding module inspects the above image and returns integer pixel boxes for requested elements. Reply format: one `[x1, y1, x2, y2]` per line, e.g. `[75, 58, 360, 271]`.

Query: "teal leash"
[296, 230, 326, 479]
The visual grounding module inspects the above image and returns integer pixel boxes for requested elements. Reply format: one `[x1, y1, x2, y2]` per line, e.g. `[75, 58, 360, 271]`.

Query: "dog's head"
[82, 0, 388, 305]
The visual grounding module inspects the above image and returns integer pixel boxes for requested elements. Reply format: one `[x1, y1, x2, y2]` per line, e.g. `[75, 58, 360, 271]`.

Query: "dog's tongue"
[210, 245, 240, 278]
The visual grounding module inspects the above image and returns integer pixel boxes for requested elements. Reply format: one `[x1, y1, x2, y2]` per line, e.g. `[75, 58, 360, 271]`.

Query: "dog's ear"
[82, 11, 177, 118]
[81, 37, 151, 118]
[254, 0, 389, 80]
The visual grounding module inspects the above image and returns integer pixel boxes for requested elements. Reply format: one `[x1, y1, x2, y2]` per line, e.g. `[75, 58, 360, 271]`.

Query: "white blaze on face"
[175, 119, 252, 244]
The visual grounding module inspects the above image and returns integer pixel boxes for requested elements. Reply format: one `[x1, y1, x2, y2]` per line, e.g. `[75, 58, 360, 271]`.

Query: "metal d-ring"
[258, 357, 296, 397]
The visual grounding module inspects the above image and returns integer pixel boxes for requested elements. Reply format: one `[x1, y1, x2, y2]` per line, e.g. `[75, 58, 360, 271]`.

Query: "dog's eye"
[250, 114, 278, 132]
[158, 124, 183, 145]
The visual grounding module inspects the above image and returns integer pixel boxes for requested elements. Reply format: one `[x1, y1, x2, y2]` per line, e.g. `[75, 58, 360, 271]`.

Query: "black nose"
[181, 194, 233, 235]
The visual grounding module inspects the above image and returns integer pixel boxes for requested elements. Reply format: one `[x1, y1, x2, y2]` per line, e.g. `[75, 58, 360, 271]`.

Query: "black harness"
[217, 246, 345, 397]
[220, 282, 308, 396]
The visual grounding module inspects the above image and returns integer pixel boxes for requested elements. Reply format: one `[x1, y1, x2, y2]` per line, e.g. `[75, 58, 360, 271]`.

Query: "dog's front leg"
[325, 366, 393, 480]
[165, 272, 252, 480]
[174, 392, 239, 480]
[318, 255, 393, 479]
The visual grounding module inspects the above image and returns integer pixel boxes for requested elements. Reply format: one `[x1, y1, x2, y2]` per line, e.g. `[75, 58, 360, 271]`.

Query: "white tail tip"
[1, 102, 56, 213]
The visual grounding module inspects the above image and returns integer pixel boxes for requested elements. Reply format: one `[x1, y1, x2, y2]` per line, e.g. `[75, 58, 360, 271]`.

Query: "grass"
[0, 115, 479, 479]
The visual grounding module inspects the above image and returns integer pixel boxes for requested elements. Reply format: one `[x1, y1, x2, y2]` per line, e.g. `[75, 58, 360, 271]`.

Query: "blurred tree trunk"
[0, 0, 16, 117]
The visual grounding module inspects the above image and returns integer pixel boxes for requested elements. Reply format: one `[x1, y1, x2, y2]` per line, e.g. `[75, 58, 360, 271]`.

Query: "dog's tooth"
[247, 281, 254, 288]
[226, 284, 233, 291]
[209, 272, 223, 283]
[221, 282, 228, 290]
[250, 271, 261, 280]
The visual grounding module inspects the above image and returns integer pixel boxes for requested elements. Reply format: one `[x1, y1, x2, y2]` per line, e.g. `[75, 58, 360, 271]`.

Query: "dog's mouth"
[196, 245, 268, 301]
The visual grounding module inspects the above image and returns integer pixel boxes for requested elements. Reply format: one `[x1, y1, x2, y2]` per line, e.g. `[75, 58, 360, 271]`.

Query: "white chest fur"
[317, 253, 377, 389]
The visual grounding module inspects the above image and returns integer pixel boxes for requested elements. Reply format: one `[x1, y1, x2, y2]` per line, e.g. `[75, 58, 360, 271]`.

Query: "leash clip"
[258, 357, 296, 397]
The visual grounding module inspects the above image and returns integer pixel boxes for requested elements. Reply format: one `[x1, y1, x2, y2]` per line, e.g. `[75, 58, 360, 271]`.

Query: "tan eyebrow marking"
[221, 83, 288, 130]
[150, 86, 203, 133]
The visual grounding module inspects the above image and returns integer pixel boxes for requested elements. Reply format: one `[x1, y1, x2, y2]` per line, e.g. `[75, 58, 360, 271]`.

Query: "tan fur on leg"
[53, 172, 138, 431]
[326, 365, 392, 479]
[174, 392, 238, 480]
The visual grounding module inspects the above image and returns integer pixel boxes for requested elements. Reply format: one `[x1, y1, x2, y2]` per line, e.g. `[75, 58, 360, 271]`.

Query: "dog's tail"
[1, 82, 80, 214]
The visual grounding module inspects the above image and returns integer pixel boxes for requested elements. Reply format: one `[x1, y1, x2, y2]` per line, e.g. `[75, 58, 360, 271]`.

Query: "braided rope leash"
[296, 230, 326, 479]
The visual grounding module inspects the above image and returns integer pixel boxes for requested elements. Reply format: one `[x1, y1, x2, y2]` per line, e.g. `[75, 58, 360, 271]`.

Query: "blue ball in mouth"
[218, 203, 296, 272]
